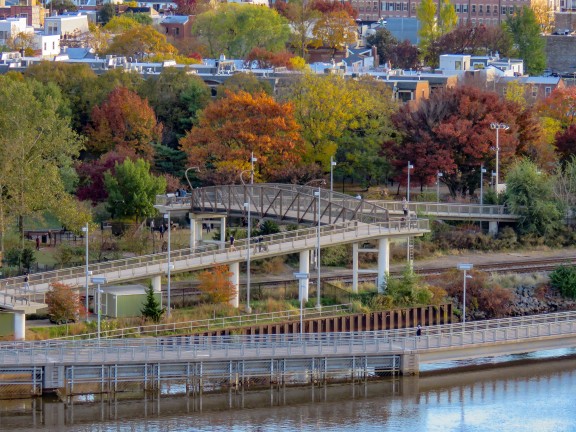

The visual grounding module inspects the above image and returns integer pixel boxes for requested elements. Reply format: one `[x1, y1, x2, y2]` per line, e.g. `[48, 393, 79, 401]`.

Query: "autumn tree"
[531, 0, 554, 33]
[417, 0, 438, 61]
[287, 73, 397, 170]
[192, 4, 290, 59]
[438, 0, 457, 36]
[311, 0, 358, 18]
[197, 265, 237, 304]
[7, 32, 35, 55]
[104, 158, 167, 221]
[139, 68, 210, 147]
[46, 282, 83, 326]
[384, 86, 539, 198]
[282, 0, 321, 58]
[555, 125, 576, 162]
[86, 87, 162, 159]
[180, 91, 303, 184]
[245, 48, 295, 69]
[174, 0, 196, 15]
[104, 15, 144, 33]
[216, 72, 273, 98]
[505, 6, 546, 75]
[311, 10, 357, 56]
[537, 87, 576, 128]
[390, 41, 421, 70]
[105, 25, 178, 59]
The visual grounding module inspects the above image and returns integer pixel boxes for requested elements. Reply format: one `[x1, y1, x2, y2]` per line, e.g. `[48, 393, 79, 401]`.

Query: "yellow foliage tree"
[531, 0, 554, 33]
[311, 11, 357, 56]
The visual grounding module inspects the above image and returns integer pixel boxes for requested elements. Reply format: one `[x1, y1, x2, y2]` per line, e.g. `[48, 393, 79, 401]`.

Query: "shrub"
[549, 265, 576, 299]
[321, 245, 350, 266]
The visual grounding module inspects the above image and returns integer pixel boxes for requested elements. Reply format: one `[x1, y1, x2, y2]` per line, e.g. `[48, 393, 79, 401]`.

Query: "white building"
[44, 13, 89, 38]
[34, 33, 60, 57]
[0, 17, 32, 46]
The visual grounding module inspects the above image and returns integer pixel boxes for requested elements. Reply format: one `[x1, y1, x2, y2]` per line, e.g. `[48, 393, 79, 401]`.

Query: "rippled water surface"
[2, 356, 576, 432]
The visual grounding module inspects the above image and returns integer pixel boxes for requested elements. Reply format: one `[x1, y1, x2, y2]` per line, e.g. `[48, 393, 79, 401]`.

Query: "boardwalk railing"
[371, 201, 519, 220]
[0, 218, 429, 307]
[2, 311, 576, 365]
[49, 304, 352, 341]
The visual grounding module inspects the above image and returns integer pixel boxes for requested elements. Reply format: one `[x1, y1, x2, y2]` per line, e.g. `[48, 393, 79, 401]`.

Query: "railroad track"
[165, 256, 576, 299]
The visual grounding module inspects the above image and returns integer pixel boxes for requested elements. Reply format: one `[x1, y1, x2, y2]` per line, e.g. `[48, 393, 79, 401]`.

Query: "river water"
[2, 353, 576, 432]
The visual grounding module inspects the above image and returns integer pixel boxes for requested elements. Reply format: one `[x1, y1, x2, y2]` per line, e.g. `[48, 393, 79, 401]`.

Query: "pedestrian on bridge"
[24, 273, 30, 293]
[229, 235, 235, 250]
[416, 324, 422, 337]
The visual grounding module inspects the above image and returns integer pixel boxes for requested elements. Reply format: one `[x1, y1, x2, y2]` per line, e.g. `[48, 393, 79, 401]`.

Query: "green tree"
[105, 25, 178, 59]
[439, 0, 457, 35]
[504, 158, 563, 236]
[139, 68, 210, 147]
[0, 77, 87, 248]
[505, 6, 546, 75]
[141, 284, 164, 322]
[98, 3, 116, 25]
[366, 28, 398, 65]
[283, 0, 321, 58]
[550, 265, 576, 299]
[417, 0, 438, 61]
[47, 0, 77, 13]
[104, 158, 167, 222]
[191, 4, 290, 58]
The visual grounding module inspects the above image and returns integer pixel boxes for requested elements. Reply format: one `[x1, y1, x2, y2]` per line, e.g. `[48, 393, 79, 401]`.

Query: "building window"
[545, 86, 552, 96]
[462, 4, 468, 12]
[455, 60, 462, 70]
[501, 6, 506, 14]
[472, 4, 476, 12]
[486, 4, 490, 13]
[403, 2, 408, 10]
[532, 86, 538, 98]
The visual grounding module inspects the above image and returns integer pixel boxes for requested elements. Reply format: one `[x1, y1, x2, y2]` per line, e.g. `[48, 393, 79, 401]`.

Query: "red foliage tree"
[245, 47, 294, 69]
[555, 125, 576, 162]
[384, 86, 539, 198]
[86, 86, 163, 160]
[75, 149, 137, 203]
[173, 0, 196, 15]
[389, 40, 420, 70]
[537, 87, 576, 128]
[310, 0, 358, 18]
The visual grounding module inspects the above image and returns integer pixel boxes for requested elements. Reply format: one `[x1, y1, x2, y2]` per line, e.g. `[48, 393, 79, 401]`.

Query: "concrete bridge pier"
[229, 261, 239, 308]
[151, 275, 161, 293]
[377, 238, 390, 293]
[299, 250, 310, 301]
[188, 213, 202, 249]
[489, 221, 498, 236]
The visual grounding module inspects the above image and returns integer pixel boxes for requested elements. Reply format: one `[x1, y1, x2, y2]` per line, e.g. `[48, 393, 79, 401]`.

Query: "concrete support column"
[377, 238, 390, 293]
[352, 243, 359, 293]
[229, 261, 239, 308]
[189, 213, 196, 250]
[488, 221, 498, 236]
[14, 312, 25, 341]
[151, 275, 161, 292]
[299, 250, 310, 301]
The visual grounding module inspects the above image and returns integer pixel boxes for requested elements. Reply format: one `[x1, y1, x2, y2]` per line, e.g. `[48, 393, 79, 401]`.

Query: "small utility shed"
[101, 285, 161, 318]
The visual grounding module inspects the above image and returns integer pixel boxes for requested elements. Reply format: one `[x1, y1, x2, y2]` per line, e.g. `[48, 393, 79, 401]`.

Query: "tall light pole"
[457, 264, 473, 325]
[480, 164, 486, 206]
[250, 152, 257, 185]
[81, 223, 90, 321]
[330, 156, 337, 192]
[294, 272, 309, 335]
[164, 211, 172, 317]
[314, 187, 321, 310]
[91, 276, 107, 339]
[240, 169, 254, 313]
[436, 171, 443, 203]
[490, 123, 509, 194]
[185, 166, 201, 252]
[407, 162, 414, 202]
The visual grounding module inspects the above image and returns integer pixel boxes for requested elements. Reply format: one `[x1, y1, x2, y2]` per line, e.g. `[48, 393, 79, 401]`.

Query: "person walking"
[229, 235, 235, 250]
[402, 197, 409, 217]
[416, 324, 422, 337]
[24, 273, 30, 293]
[35, 237, 40, 251]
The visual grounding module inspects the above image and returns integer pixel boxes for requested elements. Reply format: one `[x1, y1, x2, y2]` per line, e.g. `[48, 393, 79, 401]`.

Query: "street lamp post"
[91, 276, 107, 339]
[436, 172, 443, 203]
[240, 169, 254, 313]
[314, 188, 321, 310]
[81, 223, 90, 321]
[490, 123, 509, 194]
[457, 264, 473, 325]
[164, 212, 172, 318]
[480, 164, 486, 206]
[407, 162, 414, 202]
[491, 171, 496, 189]
[330, 156, 337, 192]
[250, 152, 257, 185]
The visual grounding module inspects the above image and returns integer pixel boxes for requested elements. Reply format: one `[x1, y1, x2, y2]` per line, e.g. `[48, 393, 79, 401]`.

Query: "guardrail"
[0, 218, 429, 306]
[50, 304, 352, 341]
[371, 200, 518, 219]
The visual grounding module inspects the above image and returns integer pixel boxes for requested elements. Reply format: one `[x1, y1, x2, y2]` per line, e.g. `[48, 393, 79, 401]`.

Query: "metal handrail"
[49, 304, 352, 341]
[0, 219, 429, 303]
[371, 200, 518, 219]
[1, 316, 575, 365]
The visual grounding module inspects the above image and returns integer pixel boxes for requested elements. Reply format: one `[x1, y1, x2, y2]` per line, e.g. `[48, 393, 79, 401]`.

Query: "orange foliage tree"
[45, 282, 84, 325]
[179, 90, 304, 184]
[537, 86, 576, 128]
[86, 87, 162, 160]
[197, 265, 237, 304]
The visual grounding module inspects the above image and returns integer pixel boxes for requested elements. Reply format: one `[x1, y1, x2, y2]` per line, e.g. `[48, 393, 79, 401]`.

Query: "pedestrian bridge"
[0, 219, 429, 312]
[0, 311, 575, 397]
